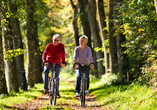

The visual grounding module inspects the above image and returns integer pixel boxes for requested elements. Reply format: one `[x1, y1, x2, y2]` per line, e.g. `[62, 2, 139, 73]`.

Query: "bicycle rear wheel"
[80, 79, 85, 107]
[49, 80, 53, 105]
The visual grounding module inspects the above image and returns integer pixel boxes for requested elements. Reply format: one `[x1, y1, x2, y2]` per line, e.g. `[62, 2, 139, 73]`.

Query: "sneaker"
[85, 90, 89, 95]
[56, 94, 61, 98]
[43, 90, 48, 94]
[75, 92, 79, 97]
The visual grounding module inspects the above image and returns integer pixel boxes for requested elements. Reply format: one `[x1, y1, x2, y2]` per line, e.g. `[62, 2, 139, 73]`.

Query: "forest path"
[13, 78, 105, 110]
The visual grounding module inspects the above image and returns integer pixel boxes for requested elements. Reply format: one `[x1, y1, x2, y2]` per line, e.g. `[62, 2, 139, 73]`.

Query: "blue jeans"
[43, 65, 60, 94]
[75, 66, 90, 93]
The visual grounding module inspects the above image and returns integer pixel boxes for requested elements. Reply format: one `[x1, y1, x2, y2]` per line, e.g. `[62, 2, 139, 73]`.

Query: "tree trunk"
[96, 0, 108, 74]
[114, 0, 128, 84]
[34, 20, 43, 83]
[26, 0, 36, 87]
[154, 0, 157, 15]
[2, 7, 19, 93]
[9, 1, 27, 90]
[109, 0, 118, 74]
[70, 0, 79, 46]
[0, 0, 8, 95]
[88, 0, 105, 75]
[77, 0, 92, 48]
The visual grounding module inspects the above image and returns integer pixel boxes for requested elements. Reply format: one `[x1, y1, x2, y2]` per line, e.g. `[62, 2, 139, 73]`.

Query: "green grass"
[0, 69, 157, 109]
[0, 83, 43, 109]
[60, 71, 157, 110]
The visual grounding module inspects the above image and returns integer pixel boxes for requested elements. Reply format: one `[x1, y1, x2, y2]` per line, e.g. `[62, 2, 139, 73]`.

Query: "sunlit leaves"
[4, 48, 25, 61]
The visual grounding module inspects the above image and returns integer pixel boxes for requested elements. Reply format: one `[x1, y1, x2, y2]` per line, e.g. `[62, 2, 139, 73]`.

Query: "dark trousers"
[75, 67, 89, 93]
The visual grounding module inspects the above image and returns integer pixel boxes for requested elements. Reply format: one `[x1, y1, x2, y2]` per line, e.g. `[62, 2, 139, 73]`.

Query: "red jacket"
[42, 42, 65, 64]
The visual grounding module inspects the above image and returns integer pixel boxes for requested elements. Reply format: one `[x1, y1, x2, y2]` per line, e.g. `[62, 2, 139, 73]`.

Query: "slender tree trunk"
[70, 0, 79, 46]
[96, 0, 108, 74]
[9, 1, 27, 90]
[109, 0, 118, 74]
[26, 0, 36, 87]
[2, 7, 19, 93]
[34, 20, 43, 83]
[154, 0, 157, 15]
[77, 0, 92, 48]
[114, 0, 128, 84]
[0, 0, 8, 95]
[88, 0, 105, 75]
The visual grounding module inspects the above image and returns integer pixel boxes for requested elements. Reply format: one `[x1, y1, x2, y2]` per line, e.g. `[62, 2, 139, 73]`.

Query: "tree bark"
[77, 0, 92, 48]
[70, 0, 79, 46]
[154, 0, 157, 15]
[9, 1, 27, 90]
[0, 0, 8, 95]
[26, 0, 36, 87]
[88, 0, 105, 75]
[109, 0, 118, 74]
[114, 0, 128, 84]
[34, 20, 43, 83]
[96, 0, 108, 74]
[2, 5, 19, 92]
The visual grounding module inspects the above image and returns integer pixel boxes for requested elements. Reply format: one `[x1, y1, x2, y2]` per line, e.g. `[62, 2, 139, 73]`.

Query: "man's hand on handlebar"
[61, 64, 65, 68]
[44, 63, 49, 67]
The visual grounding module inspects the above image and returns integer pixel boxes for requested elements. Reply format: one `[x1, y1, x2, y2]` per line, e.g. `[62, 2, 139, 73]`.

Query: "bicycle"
[73, 62, 94, 107]
[43, 60, 67, 106]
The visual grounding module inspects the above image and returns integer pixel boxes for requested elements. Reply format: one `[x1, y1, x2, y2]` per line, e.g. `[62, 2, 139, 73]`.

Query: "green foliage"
[115, 0, 157, 84]
[4, 48, 25, 61]
[101, 73, 118, 85]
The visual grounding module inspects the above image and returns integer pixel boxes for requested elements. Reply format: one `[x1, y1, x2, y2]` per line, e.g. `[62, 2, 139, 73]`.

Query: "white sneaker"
[75, 92, 79, 97]
[85, 90, 89, 95]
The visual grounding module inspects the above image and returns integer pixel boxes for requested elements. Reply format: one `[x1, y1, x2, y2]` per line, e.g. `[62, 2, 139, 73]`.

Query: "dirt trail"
[13, 78, 105, 110]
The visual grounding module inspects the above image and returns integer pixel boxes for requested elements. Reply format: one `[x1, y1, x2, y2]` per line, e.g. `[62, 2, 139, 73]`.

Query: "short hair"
[79, 35, 88, 43]
[52, 34, 60, 39]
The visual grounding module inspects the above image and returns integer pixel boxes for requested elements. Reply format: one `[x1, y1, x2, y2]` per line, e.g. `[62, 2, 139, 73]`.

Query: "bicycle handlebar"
[43, 60, 67, 67]
[73, 62, 95, 70]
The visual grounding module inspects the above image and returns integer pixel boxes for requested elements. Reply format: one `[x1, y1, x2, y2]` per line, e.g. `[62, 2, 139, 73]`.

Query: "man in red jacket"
[42, 34, 66, 97]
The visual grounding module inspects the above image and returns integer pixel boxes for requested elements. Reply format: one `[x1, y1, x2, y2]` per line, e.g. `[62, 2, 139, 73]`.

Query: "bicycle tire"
[52, 79, 57, 106]
[49, 79, 53, 105]
[80, 79, 85, 107]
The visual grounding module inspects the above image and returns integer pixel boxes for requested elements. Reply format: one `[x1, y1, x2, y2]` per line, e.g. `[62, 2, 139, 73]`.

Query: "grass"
[0, 83, 43, 109]
[60, 69, 157, 110]
[0, 68, 157, 109]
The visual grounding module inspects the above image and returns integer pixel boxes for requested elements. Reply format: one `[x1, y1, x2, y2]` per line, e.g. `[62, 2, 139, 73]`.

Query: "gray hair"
[52, 34, 60, 39]
[79, 35, 88, 43]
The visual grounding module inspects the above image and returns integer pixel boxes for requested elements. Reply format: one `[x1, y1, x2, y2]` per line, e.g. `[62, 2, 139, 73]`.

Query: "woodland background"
[0, 0, 157, 95]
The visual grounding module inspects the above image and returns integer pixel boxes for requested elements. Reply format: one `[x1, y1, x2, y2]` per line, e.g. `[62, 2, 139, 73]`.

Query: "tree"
[70, 0, 79, 46]
[96, 0, 108, 74]
[109, 0, 118, 74]
[26, 0, 36, 87]
[9, 0, 27, 90]
[88, 0, 105, 75]
[2, 1, 19, 93]
[34, 19, 43, 83]
[154, 0, 157, 15]
[0, 0, 8, 95]
[77, 0, 92, 48]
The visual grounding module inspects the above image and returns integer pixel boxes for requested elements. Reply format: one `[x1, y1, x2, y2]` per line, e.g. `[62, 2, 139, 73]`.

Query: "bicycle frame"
[73, 63, 94, 107]
[44, 61, 66, 106]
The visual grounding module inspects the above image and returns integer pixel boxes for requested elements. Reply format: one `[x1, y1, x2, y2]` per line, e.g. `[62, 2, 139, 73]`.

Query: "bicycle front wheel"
[52, 79, 57, 106]
[49, 79, 53, 105]
[80, 79, 85, 107]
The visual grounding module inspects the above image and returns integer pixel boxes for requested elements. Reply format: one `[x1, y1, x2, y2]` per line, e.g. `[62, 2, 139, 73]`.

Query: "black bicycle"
[43, 60, 67, 105]
[73, 63, 94, 107]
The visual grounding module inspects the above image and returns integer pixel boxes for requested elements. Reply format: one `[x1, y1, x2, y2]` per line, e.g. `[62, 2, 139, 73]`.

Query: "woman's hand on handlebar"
[90, 64, 94, 70]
